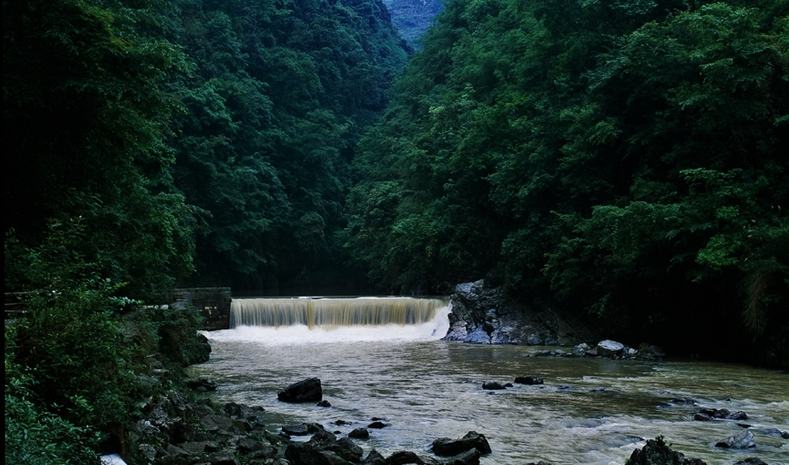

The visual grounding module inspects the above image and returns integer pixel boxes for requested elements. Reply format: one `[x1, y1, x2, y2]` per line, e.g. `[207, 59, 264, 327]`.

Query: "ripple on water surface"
[193, 335, 789, 465]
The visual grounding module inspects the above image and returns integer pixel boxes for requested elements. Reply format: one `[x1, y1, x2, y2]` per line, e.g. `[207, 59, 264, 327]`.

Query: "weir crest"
[230, 297, 448, 329]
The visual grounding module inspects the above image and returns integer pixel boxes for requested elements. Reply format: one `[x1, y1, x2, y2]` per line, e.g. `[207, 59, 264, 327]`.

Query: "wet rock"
[695, 408, 748, 421]
[283, 423, 324, 436]
[201, 414, 233, 433]
[443, 449, 481, 465]
[237, 437, 265, 453]
[482, 382, 506, 390]
[232, 418, 252, 432]
[514, 376, 544, 385]
[715, 430, 756, 449]
[304, 430, 363, 463]
[625, 437, 707, 465]
[371, 417, 386, 421]
[285, 442, 335, 465]
[208, 453, 239, 465]
[363, 449, 386, 465]
[349, 428, 370, 439]
[733, 459, 768, 465]
[753, 427, 786, 438]
[385, 451, 433, 464]
[596, 340, 625, 357]
[317, 400, 332, 407]
[187, 378, 217, 392]
[334, 420, 350, 426]
[181, 441, 210, 454]
[223, 402, 264, 421]
[431, 431, 491, 457]
[368, 421, 389, 429]
[159, 444, 191, 465]
[572, 343, 591, 355]
[278, 377, 323, 403]
[138, 443, 157, 462]
[526, 462, 554, 465]
[334, 437, 364, 462]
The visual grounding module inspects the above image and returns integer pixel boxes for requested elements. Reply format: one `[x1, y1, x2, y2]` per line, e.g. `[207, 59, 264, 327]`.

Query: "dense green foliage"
[165, 0, 408, 292]
[2, 0, 196, 294]
[347, 0, 789, 364]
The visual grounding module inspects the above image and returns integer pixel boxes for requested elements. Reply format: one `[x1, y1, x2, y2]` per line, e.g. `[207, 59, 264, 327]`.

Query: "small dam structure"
[208, 296, 451, 343]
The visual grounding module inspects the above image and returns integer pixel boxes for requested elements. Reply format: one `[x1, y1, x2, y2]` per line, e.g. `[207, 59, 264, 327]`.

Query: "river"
[193, 298, 788, 465]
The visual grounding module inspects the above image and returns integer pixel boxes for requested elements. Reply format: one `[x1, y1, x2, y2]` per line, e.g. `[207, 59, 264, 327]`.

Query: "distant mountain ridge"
[382, 0, 442, 47]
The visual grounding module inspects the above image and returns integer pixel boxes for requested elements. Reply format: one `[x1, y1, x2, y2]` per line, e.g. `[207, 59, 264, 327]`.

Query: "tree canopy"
[346, 0, 789, 363]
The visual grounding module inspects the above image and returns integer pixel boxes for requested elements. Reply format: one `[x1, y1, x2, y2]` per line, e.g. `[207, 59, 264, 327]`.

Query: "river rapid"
[193, 298, 788, 465]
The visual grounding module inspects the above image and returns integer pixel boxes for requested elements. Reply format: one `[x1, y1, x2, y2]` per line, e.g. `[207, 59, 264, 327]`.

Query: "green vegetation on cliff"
[346, 0, 789, 364]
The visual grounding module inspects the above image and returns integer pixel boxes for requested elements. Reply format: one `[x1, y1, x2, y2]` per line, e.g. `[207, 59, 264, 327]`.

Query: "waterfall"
[230, 297, 446, 328]
[211, 297, 451, 344]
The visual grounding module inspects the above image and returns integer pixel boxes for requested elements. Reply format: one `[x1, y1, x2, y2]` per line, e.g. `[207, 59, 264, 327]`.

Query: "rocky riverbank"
[443, 280, 598, 345]
[443, 281, 665, 361]
[125, 376, 491, 465]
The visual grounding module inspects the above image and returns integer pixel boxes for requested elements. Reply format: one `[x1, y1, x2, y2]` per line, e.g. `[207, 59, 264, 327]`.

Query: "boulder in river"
[278, 377, 322, 403]
[482, 382, 507, 390]
[625, 437, 707, 465]
[349, 428, 370, 440]
[368, 421, 389, 429]
[385, 451, 436, 464]
[187, 377, 217, 392]
[443, 449, 481, 465]
[431, 431, 491, 457]
[316, 400, 332, 407]
[282, 423, 324, 436]
[363, 449, 386, 465]
[694, 408, 747, 421]
[596, 340, 625, 357]
[514, 376, 544, 385]
[715, 430, 756, 449]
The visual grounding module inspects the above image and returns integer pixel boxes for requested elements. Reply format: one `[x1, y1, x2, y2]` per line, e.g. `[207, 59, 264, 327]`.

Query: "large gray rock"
[596, 340, 625, 357]
[443, 280, 595, 345]
[278, 378, 322, 403]
[715, 430, 756, 449]
[431, 431, 491, 457]
[625, 437, 707, 465]
[363, 450, 386, 465]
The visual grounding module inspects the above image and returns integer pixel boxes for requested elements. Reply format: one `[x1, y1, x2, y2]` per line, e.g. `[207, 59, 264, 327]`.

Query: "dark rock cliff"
[444, 280, 598, 345]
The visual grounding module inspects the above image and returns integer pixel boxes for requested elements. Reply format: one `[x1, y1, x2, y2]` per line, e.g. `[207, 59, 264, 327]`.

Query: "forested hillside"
[4, 0, 408, 295]
[347, 0, 789, 363]
[166, 0, 407, 293]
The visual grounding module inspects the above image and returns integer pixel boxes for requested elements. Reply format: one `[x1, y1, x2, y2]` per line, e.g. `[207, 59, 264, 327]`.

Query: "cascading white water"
[209, 297, 451, 344]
